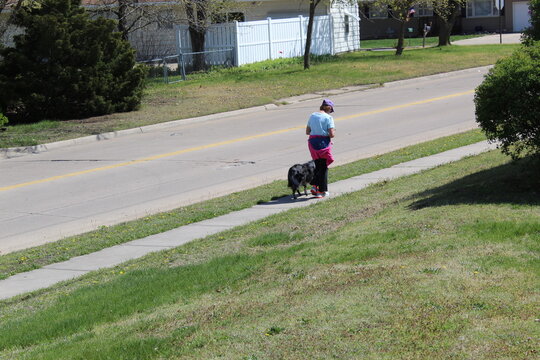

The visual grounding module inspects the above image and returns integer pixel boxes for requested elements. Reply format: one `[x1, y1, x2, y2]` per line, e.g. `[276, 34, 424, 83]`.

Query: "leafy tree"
[387, 0, 418, 55]
[360, 0, 417, 55]
[432, 0, 465, 46]
[0, 0, 147, 122]
[178, 0, 241, 71]
[304, 0, 323, 69]
[522, 0, 540, 44]
[475, 43, 540, 160]
[87, 0, 167, 41]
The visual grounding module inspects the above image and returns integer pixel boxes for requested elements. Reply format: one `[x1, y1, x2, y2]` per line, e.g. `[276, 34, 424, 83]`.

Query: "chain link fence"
[142, 48, 234, 83]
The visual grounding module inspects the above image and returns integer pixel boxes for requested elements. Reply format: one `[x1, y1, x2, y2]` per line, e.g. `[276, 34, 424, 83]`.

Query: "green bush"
[0, 0, 147, 123]
[523, 0, 540, 44]
[475, 43, 540, 159]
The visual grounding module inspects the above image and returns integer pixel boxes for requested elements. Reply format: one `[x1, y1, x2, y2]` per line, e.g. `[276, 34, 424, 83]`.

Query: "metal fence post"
[234, 20, 240, 66]
[267, 17, 273, 60]
[329, 15, 335, 56]
[163, 59, 168, 83]
[179, 53, 186, 81]
[299, 15, 304, 56]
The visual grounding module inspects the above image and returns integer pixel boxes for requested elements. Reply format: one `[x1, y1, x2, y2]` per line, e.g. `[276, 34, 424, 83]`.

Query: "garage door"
[513, 1, 531, 32]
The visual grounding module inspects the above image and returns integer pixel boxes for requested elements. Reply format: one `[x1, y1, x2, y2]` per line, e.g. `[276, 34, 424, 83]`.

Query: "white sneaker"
[323, 191, 330, 197]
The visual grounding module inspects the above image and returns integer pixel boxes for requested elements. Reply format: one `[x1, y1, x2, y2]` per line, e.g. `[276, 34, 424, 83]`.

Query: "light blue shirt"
[307, 112, 335, 137]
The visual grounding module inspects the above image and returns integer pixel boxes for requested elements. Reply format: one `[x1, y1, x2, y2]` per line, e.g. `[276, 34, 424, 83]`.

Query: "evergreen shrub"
[0, 0, 147, 122]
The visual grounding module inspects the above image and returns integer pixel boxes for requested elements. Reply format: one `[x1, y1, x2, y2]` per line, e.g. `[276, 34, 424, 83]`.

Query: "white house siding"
[238, 0, 329, 20]
[330, 2, 361, 53]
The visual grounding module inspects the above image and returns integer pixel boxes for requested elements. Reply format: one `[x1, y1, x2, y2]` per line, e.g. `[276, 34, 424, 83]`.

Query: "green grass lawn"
[0, 140, 538, 359]
[0, 44, 519, 148]
[360, 34, 483, 49]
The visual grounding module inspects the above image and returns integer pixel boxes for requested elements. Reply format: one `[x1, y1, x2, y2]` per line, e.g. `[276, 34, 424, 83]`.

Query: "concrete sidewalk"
[0, 140, 498, 301]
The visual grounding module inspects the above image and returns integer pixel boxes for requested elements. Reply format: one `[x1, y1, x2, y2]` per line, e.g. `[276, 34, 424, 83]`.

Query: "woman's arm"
[328, 128, 335, 138]
[306, 126, 311, 135]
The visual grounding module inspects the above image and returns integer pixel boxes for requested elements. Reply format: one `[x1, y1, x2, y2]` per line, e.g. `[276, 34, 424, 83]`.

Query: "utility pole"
[498, 0, 503, 44]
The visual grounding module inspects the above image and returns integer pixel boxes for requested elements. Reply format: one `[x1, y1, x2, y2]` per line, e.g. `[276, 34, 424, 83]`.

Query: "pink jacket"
[308, 135, 334, 166]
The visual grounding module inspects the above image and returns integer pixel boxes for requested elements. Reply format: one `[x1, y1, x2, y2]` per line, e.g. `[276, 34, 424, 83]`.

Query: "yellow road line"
[0, 90, 474, 192]
[336, 90, 474, 121]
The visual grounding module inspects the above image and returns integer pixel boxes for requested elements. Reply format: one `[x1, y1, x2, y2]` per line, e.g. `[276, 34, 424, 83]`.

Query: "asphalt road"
[0, 66, 491, 254]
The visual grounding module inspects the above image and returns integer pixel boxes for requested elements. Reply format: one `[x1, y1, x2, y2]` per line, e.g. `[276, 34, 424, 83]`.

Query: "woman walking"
[306, 99, 335, 198]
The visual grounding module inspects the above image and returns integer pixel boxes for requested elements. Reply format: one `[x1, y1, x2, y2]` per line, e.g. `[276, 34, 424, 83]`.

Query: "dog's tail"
[287, 168, 296, 189]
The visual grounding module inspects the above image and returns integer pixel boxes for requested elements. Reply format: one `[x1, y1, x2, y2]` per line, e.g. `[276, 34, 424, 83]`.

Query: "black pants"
[312, 159, 328, 192]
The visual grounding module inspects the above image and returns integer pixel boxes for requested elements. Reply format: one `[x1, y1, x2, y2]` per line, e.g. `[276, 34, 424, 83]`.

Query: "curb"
[0, 104, 277, 159]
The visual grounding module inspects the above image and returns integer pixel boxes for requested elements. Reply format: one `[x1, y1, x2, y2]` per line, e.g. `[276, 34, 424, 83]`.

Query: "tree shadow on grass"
[409, 157, 540, 210]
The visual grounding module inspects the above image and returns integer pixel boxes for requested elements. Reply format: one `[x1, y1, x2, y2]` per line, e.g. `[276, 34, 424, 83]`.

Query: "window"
[344, 15, 350, 36]
[416, 4, 434, 17]
[467, 0, 500, 17]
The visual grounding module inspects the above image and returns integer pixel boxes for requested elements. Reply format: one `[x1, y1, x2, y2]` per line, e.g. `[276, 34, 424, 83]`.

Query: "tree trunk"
[395, 17, 407, 56]
[185, 1, 208, 71]
[438, 2, 460, 46]
[189, 27, 206, 71]
[304, 0, 319, 70]
[438, 19, 451, 46]
[117, 0, 129, 41]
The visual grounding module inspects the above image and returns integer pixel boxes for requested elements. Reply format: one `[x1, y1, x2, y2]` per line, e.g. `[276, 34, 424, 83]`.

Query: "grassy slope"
[0, 141, 538, 359]
[0, 44, 519, 148]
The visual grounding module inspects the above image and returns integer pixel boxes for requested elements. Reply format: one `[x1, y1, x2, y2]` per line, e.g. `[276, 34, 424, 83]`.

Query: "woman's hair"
[320, 105, 333, 113]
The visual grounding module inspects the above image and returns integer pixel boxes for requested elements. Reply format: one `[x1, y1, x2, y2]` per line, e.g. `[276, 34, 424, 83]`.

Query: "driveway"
[452, 33, 522, 45]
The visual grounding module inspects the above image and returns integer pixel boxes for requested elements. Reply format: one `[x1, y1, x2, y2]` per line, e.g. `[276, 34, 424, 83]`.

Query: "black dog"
[287, 160, 315, 199]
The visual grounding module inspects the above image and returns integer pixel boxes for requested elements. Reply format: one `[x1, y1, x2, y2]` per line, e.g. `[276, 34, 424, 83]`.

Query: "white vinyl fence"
[175, 15, 342, 67]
